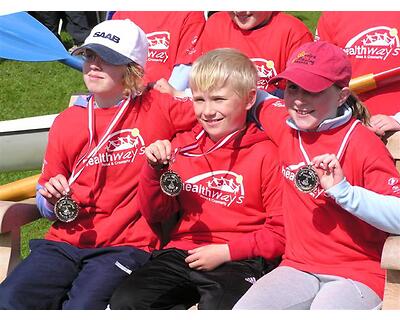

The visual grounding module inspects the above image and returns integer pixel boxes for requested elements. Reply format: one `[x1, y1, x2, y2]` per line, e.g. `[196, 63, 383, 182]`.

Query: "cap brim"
[71, 43, 133, 66]
[269, 68, 334, 93]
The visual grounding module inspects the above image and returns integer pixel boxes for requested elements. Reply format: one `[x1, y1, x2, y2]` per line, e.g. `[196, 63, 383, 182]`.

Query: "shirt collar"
[286, 104, 353, 132]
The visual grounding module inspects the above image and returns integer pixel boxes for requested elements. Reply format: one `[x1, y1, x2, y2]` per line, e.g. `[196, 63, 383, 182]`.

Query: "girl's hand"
[311, 154, 344, 190]
[144, 140, 172, 168]
[38, 174, 70, 205]
[185, 244, 231, 271]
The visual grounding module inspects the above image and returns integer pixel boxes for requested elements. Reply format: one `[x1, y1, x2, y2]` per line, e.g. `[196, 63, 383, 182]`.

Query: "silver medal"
[54, 193, 79, 222]
[294, 165, 319, 193]
[160, 170, 183, 197]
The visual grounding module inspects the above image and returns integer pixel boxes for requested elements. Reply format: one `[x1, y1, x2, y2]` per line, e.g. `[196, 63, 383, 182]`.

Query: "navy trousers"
[0, 239, 149, 309]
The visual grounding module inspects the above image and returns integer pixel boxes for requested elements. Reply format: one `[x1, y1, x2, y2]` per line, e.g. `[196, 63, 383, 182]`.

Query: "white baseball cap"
[72, 19, 148, 67]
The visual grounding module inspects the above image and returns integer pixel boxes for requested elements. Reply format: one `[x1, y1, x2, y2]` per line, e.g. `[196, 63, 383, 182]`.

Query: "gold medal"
[54, 192, 79, 222]
[294, 165, 319, 193]
[160, 170, 183, 197]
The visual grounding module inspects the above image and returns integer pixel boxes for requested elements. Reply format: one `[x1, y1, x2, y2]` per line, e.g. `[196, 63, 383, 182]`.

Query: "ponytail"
[345, 92, 370, 126]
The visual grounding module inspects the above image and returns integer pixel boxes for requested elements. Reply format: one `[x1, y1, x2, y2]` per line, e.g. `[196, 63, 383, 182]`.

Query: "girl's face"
[192, 85, 255, 142]
[229, 11, 273, 30]
[82, 50, 126, 98]
[284, 81, 350, 131]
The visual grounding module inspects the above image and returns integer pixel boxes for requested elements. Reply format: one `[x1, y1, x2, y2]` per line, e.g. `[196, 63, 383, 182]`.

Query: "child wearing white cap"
[0, 19, 197, 310]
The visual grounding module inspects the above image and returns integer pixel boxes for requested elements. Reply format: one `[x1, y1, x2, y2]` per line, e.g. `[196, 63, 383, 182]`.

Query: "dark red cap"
[270, 41, 352, 93]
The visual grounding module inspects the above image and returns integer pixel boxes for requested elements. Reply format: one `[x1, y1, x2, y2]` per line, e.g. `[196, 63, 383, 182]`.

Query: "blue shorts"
[0, 239, 150, 309]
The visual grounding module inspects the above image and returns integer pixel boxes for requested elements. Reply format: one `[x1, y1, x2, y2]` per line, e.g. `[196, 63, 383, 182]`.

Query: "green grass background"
[0, 11, 320, 258]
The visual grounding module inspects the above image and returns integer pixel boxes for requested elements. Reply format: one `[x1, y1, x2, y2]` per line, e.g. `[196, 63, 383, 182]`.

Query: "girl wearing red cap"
[234, 41, 400, 309]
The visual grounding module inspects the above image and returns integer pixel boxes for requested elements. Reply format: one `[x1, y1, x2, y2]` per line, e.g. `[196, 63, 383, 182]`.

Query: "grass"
[0, 31, 86, 257]
[288, 11, 321, 35]
[1, 12, 320, 259]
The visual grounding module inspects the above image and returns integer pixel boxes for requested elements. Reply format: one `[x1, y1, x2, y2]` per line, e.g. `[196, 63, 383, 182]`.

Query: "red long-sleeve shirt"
[40, 90, 197, 251]
[256, 98, 400, 298]
[138, 123, 285, 261]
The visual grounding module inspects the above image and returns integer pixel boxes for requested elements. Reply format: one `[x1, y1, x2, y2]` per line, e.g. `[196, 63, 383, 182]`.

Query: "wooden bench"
[1, 131, 399, 309]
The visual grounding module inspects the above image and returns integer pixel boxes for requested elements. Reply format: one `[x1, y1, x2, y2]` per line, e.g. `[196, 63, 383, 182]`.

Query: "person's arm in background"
[369, 112, 400, 136]
[160, 11, 205, 97]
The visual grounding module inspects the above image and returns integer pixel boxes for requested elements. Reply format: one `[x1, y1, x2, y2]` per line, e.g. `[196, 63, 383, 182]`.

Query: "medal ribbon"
[68, 95, 132, 185]
[298, 120, 360, 165]
[178, 128, 243, 158]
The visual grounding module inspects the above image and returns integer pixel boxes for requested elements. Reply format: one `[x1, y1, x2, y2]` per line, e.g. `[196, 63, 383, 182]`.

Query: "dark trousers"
[0, 239, 149, 310]
[29, 12, 90, 45]
[110, 248, 278, 310]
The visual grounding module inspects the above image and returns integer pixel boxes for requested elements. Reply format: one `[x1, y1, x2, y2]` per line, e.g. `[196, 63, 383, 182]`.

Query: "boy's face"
[229, 11, 273, 30]
[82, 50, 126, 97]
[284, 81, 349, 131]
[192, 85, 256, 142]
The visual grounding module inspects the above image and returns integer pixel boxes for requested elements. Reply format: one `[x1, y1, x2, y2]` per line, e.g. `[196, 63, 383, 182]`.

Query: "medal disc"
[160, 170, 183, 197]
[294, 165, 319, 193]
[54, 195, 79, 223]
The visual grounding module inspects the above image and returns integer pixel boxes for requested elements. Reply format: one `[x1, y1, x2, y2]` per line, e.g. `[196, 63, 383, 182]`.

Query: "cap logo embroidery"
[292, 50, 316, 65]
[93, 31, 120, 44]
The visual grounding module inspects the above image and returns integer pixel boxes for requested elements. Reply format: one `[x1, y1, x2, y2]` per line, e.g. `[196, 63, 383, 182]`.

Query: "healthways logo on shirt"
[84, 128, 145, 167]
[146, 31, 170, 63]
[251, 58, 277, 91]
[344, 26, 399, 60]
[183, 170, 245, 207]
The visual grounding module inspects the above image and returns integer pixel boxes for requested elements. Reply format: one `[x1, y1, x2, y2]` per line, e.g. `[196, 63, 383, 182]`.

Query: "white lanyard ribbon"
[178, 128, 243, 158]
[298, 120, 360, 165]
[68, 95, 132, 185]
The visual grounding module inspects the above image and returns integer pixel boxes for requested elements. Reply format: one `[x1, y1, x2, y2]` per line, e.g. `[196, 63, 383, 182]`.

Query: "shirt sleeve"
[164, 94, 198, 133]
[391, 112, 400, 124]
[315, 12, 337, 43]
[326, 178, 400, 234]
[35, 184, 57, 220]
[168, 64, 192, 91]
[138, 160, 181, 224]
[174, 11, 205, 65]
[38, 115, 72, 186]
[255, 98, 288, 144]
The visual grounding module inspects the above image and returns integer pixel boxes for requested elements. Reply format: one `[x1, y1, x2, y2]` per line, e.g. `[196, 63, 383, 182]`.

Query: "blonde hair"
[122, 62, 146, 97]
[345, 92, 370, 125]
[189, 48, 258, 99]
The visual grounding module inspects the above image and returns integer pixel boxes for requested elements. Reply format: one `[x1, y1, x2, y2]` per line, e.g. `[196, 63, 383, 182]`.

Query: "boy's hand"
[145, 140, 172, 168]
[311, 154, 344, 190]
[185, 244, 231, 271]
[369, 114, 400, 136]
[38, 174, 70, 205]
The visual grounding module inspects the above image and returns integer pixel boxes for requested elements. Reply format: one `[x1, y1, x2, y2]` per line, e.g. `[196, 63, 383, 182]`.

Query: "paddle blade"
[0, 11, 82, 70]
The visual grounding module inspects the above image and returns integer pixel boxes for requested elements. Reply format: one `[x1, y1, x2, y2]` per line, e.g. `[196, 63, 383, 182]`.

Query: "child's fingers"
[56, 174, 70, 194]
[312, 154, 337, 171]
[154, 140, 172, 164]
[186, 255, 204, 270]
[145, 146, 159, 163]
[44, 180, 62, 198]
[185, 252, 199, 264]
[38, 187, 52, 199]
[146, 140, 172, 165]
